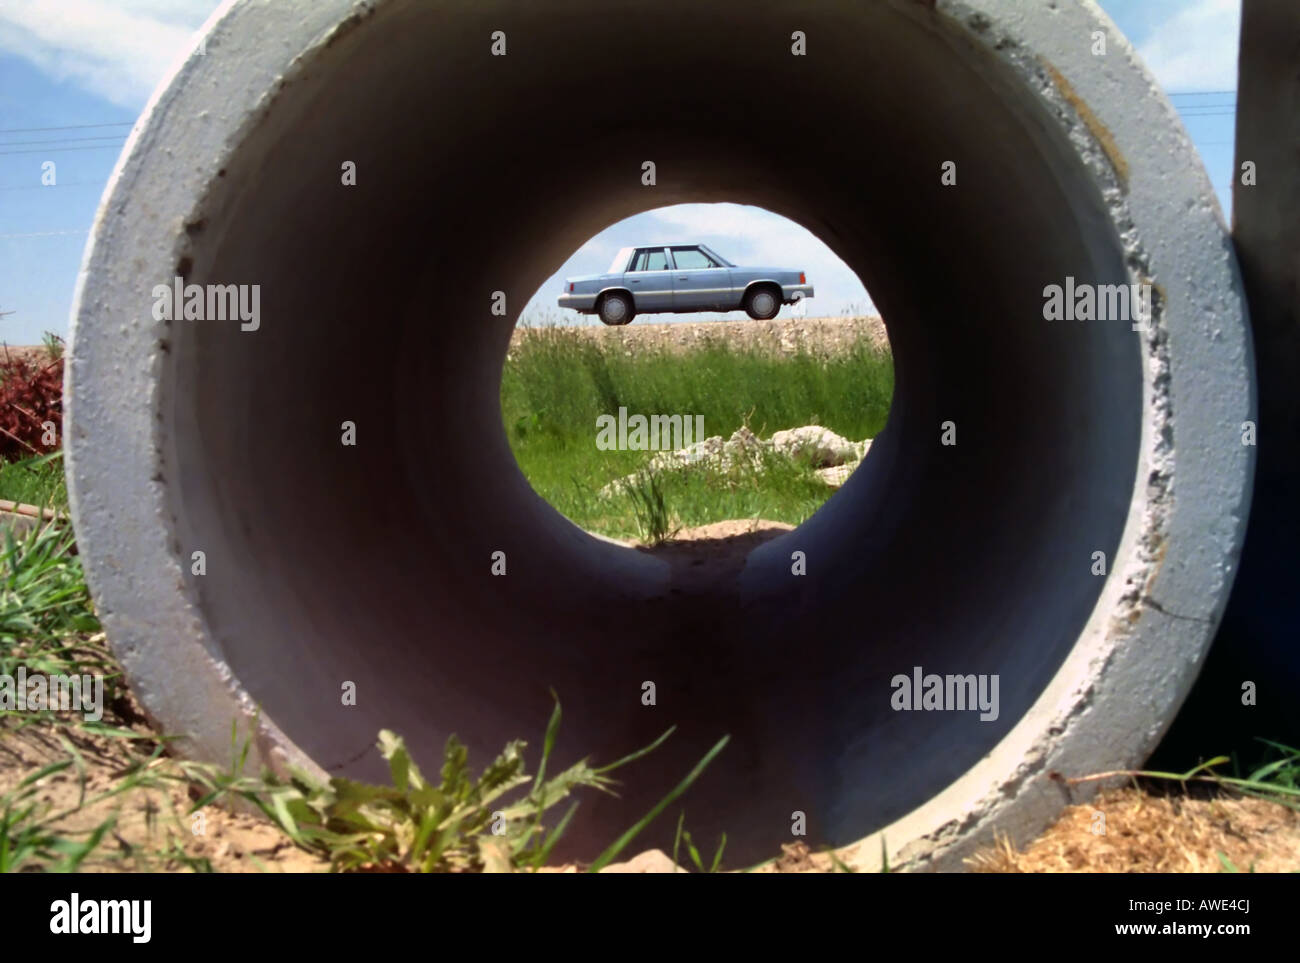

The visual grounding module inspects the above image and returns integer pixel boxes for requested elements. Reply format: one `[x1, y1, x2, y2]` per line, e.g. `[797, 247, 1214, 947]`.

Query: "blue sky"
[1, 1, 1242, 342]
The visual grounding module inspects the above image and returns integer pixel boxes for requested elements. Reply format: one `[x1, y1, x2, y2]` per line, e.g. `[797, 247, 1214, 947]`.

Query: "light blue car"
[558, 243, 814, 326]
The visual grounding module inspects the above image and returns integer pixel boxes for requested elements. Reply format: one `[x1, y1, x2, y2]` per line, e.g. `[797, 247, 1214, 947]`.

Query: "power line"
[0, 144, 125, 156]
[0, 135, 128, 148]
[0, 122, 133, 135]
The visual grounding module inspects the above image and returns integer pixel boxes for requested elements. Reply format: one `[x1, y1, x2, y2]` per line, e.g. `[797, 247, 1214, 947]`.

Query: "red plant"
[0, 348, 63, 461]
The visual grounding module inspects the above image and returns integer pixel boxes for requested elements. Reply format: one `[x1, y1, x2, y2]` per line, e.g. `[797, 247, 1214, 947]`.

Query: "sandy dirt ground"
[0, 686, 326, 873]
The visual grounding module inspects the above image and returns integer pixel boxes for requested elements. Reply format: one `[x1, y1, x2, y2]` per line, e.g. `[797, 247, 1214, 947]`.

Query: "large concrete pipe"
[1191, 0, 1300, 747]
[66, 0, 1253, 870]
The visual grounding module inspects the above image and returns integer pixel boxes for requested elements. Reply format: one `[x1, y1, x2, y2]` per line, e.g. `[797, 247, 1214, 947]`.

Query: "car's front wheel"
[598, 292, 634, 326]
[744, 286, 781, 320]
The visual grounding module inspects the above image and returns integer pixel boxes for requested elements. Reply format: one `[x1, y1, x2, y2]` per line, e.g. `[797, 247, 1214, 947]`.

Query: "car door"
[621, 247, 674, 311]
[670, 246, 732, 311]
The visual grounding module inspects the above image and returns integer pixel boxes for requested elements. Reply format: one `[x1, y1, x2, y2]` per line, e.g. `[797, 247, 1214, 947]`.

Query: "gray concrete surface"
[65, 0, 1253, 869]
[1214, 0, 1300, 732]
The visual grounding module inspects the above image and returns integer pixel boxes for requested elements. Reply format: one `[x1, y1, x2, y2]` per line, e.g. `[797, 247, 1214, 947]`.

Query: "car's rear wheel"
[744, 286, 780, 320]
[598, 292, 634, 326]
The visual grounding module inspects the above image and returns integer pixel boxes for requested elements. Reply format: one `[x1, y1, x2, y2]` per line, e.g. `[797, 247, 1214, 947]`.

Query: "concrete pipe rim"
[66, 0, 1253, 870]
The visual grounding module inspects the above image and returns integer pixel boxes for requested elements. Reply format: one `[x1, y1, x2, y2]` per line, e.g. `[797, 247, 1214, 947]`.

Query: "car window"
[671, 247, 717, 270]
[631, 249, 669, 271]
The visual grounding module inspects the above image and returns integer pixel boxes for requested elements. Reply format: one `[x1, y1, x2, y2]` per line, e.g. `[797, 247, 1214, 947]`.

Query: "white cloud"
[1136, 0, 1240, 93]
[0, 0, 217, 109]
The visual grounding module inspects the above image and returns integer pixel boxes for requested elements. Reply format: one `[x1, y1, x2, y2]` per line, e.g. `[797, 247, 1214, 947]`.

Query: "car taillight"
[799, 272, 806, 285]
[569, 282, 574, 292]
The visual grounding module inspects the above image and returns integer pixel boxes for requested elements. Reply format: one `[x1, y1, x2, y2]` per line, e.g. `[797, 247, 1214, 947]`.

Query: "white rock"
[771, 425, 857, 467]
[720, 425, 769, 470]
[649, 434, 724, 470]
[598, 426, 866, 497]
[816, 464, 854, 488]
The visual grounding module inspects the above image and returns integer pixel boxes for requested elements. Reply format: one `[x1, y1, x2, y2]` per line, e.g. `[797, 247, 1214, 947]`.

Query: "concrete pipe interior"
[67, 0, 1251, 869]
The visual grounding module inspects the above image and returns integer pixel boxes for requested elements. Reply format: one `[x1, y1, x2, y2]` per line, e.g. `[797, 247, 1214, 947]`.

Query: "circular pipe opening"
[68, 0, 1253, 868]
[507, 202, 892, 537]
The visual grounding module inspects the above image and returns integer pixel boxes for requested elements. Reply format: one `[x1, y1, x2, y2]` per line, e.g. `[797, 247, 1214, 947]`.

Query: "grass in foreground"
[0, 517, 101, 681]
[2, 700, 732, 873]
[0, 452, 68, 513]
[501, 325, 893, 538]
[1052, 739, 1300, 811]
[183, 701, 729, 873]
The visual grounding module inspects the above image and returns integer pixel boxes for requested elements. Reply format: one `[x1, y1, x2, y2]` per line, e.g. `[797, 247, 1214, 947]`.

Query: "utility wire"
[0, 144, 125, 156]
[0, 122, 133, 134]
[0, 135, 128, 148]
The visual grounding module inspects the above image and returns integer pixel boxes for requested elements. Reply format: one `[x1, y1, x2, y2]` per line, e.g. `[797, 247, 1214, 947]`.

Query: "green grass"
[672, 810, 727, 873]
[622, 466, 678, 544]
[1146, 741, 1300, 811]
[1060, 739, 1300, 813]
[0, 518, 101, 681]
[0, 518, 138, 873]
[175, 700, 728, 874]
[501, 325, 893, 538]
[0, 452, 68, 513]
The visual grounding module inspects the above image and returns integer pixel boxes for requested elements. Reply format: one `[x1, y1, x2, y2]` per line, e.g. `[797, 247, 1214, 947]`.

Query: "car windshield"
[608, 247, 635, 274]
